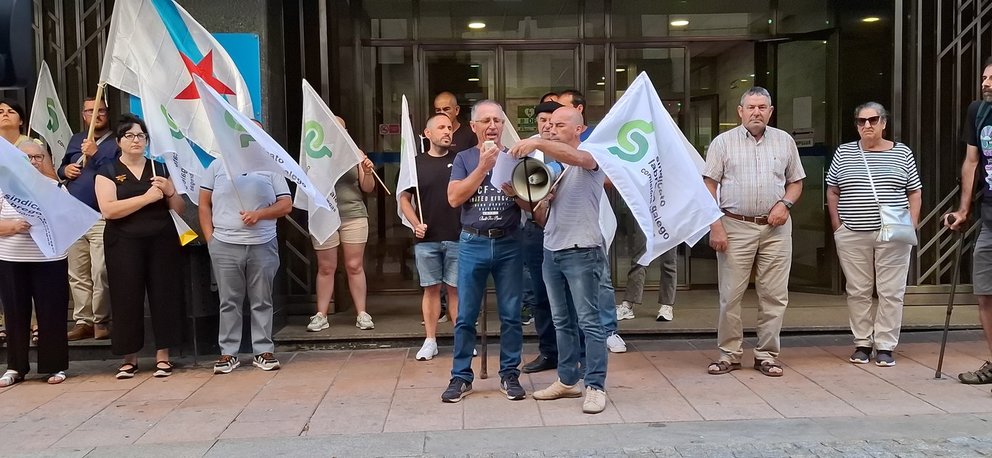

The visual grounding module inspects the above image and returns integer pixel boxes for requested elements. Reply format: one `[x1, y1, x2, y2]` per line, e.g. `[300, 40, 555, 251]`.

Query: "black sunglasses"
[855, 116, 881, 127]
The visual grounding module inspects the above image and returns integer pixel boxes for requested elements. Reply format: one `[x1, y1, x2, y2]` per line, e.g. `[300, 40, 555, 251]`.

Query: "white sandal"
[47, 371, 67, 384]
[0, 370, 22, 387]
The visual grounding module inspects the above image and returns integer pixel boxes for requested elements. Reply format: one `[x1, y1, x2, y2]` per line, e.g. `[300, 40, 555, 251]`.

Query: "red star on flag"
[175, 50, 236, 100]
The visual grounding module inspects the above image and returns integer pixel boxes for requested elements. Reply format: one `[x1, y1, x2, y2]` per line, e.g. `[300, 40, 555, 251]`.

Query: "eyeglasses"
[83, 108, 109, 116]
[855, 116, 882, 127]
[27, 154, 47, 162]
[472, 117, 504, 125]
[123, 133, 147, 141]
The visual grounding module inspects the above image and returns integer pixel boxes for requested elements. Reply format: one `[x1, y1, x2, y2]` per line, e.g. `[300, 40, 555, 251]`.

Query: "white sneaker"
[473, 347, 478, 357]
[607, 332, 627, 353]
[582, 387, 607, 414]
[438, 314, 449, 323]
[533, 379, 583, 400]
[655, 304, 674, 322]
[356, 312, 375, 330]
[416, 340, 439, 361]
[616, 301, 635, 321]
[307, 313, 329, 332]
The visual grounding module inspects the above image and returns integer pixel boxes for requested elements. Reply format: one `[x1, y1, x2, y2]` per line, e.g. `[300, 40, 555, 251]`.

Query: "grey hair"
[471, 99, 504, 121]
[739, 87, 772, 106]
[853, 101, 888, 122]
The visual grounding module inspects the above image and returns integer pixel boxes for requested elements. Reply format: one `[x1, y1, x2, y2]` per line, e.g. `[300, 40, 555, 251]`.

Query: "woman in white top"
[826, 102, 922, 368]
[0, 141, 71, 387]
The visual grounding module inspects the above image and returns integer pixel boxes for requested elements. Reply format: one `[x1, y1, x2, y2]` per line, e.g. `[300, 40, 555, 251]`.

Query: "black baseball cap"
[534, 101, 564, 116]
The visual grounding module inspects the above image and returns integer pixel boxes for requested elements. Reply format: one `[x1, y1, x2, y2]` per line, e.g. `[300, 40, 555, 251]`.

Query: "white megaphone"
[511, 157, 563, 202]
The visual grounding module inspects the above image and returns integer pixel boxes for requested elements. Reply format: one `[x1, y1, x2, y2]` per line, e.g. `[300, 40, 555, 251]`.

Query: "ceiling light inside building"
[862, 17, 880, 23]
[616, 67, 626, 72]
[468, 21, 486, 29]
[468, 77, 480, 82]
[596, 81, 605, 86]
[670, 19, 689, 27]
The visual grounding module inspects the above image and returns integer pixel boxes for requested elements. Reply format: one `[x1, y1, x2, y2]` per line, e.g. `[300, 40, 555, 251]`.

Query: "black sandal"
[754, 359, 784, 377]
[153, 361, 174, 378]
[116, 362, 138, 380]
[0, 329, 6, 344]
[707, 361, 741, 375]
[31, 327, 38, 344]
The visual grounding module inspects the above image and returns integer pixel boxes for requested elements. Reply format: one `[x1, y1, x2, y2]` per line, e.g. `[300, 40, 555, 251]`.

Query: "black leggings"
[0, 259, 69, 375]
[104, 227, 185, 356]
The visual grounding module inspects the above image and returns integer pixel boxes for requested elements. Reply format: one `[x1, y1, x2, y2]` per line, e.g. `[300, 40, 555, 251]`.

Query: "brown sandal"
[754, 359, 784, 377]
[707, 361, 741, 375]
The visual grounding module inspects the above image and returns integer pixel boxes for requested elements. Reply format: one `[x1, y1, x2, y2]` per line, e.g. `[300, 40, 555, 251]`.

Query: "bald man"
[509, 106, 610, 414]
[434, 92, 477, 153]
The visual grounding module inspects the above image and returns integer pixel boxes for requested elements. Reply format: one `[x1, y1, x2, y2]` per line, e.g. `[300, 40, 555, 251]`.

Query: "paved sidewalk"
[0, 331, 990, 456]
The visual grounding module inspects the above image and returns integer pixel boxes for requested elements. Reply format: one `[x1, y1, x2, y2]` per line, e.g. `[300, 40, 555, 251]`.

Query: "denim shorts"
[415, 241, 459, 287]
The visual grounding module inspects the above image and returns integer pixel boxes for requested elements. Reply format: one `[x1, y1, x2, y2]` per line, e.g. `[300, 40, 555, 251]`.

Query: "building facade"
[9, 0, 992, 308]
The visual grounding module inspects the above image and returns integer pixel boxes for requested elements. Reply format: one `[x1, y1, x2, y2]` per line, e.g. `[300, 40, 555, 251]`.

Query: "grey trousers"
[208, 238, 280, 356]
[623, 246, 677, 306]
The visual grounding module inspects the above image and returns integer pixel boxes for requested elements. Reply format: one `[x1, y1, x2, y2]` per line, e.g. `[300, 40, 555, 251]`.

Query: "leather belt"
[463, 226, 511, 238]
[722, 210, 769, 225]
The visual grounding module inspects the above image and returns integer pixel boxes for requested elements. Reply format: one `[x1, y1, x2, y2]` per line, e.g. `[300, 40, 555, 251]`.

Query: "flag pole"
[369, 167, 390, 195]
[81, 82, 106, 167]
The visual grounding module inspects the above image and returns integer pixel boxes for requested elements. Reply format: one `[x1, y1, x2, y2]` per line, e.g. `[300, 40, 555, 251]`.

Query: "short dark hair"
[425, 112, 451, 128]
[0, 98, 26, 124]
[559, 89, 585, 108]
[534, 101, 564, 116]
[985, 56, 992, 72]
[539, 92, 558, 103]
[115, 113, 149, 143]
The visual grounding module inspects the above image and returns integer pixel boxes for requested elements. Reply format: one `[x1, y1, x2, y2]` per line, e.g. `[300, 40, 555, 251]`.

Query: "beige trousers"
[716, 216, 792, 363]
[833, 226, 912, 351]
[68, 219, 110, 325]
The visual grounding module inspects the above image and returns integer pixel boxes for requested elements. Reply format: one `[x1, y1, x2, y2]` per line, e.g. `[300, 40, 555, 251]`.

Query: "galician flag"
[580, 72, 722, 265]
[395, 95, 419, 230]
[293, 80, 362, 244]
[28, 62, 72, 166]
[138, 79, 209, 205]
[99, 0, 253, 154]
[0, 138, 100, 257]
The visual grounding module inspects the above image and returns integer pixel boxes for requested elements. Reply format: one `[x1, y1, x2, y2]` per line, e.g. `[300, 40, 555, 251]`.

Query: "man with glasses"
[441, 100, 526, 403]
[703, 87, 805, 378]
[57, 96, 118, 341]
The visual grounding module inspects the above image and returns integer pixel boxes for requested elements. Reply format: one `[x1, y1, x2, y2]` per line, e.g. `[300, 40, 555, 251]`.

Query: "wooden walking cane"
[935, 214, 966, 379]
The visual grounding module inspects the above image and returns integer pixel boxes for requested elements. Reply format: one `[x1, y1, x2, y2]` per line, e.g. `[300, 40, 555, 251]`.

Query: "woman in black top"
[94, 114, 185, 379]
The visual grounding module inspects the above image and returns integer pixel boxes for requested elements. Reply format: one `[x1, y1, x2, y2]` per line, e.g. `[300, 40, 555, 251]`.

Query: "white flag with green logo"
[293, 79, 363, 244]
[192, 76, 330, 214]
[396, 95, 419, 230]
[580, 72, 721, 265]
[139, 79, 206, 205]
[29, 61, 72, 166]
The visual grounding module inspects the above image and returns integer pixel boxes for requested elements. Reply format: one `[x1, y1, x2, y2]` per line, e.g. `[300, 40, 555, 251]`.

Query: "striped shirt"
[544, 164, 606, 251]
[0, 181, 69, 262]
[703, 125, 806, 216]
[826, 141, 922, 232]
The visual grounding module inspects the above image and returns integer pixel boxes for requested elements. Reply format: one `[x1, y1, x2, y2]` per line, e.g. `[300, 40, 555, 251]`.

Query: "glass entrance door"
[768, 37, 838, 293]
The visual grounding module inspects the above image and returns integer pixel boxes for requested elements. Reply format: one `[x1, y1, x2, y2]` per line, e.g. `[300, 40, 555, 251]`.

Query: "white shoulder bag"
[858, 143, 917, 246]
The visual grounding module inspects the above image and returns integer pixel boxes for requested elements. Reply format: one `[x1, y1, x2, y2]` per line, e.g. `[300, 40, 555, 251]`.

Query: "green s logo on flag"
[608, 120, 654, 163]
[224, 111, 256, 148]
[303, 121, 333, 159]
[46, 98, 59, 132]
[160, 105, 185, 140]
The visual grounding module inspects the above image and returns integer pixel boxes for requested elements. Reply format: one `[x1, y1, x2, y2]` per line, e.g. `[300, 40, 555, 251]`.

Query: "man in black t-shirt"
[401, 113, 462, 362]
[434, 91, 477, 153]
[947, 56, 992, 387]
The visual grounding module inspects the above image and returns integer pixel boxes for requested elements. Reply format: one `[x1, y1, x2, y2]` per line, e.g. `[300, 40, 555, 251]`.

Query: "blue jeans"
[599, 248, 617, 334]
[543, 247, 608, 390]
[521, 221, 556, 361]
[451, 231, 524, 383]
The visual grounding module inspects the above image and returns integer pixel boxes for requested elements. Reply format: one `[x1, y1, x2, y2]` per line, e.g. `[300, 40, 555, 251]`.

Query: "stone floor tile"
[385, 387, 464, 432]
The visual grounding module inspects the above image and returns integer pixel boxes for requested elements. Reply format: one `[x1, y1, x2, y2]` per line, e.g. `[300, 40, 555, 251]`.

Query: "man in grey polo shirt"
[509, 106, 610, 414]
[199, 157, 292, 374]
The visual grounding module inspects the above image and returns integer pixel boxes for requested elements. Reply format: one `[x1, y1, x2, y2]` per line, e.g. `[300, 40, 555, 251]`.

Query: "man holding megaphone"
[508, 106, 612, 415]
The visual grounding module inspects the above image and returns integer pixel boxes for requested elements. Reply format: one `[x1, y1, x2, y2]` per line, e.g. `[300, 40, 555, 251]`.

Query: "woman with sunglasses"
[94, 114, 185, 379]
[826, 102, 922, 367]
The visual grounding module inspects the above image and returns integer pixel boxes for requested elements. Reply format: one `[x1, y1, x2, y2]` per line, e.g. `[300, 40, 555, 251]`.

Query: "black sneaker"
[441, 378, 472, 403]
[875, 350, 896, 367]
[500, 374, 526, 400]
[849, 347, 871, 364]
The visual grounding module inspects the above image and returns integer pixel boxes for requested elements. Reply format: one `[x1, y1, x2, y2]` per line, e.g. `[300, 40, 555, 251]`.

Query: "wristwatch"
[778, 199, 794, 210]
